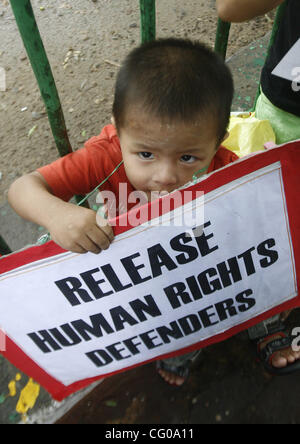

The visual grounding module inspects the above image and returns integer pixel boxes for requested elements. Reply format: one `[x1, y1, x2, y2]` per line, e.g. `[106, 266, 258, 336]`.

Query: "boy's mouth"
[148, 190, 171, 200]
[155, 190, 170, 197]
[137, 189, 170, 196]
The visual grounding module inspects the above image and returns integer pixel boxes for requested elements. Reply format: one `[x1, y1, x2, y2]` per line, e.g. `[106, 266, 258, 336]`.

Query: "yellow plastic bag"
[222, 112, 276, 158]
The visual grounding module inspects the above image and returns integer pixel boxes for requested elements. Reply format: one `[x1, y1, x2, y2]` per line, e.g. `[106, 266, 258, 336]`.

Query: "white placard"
[0, 163, 296, 386]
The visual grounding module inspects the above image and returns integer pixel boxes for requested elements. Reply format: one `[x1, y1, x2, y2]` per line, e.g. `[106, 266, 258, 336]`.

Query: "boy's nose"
[153, 164, 178, 189]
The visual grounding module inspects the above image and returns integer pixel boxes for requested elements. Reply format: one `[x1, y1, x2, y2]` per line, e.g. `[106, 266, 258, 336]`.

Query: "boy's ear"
[222, 131, 230, 143]
[216, 131, 230, 150]
[111, 116, 116, 127]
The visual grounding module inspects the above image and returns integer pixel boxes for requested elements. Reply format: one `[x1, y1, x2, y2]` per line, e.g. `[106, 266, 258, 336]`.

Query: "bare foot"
[259, 334, 300, 369]
[157, 368, 185, 386]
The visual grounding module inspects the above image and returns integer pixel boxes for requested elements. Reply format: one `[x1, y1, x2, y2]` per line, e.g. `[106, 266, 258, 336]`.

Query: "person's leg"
[248, 313, 300, 370]
[254, 93, 300, 370]
[247, 314, 282, 340]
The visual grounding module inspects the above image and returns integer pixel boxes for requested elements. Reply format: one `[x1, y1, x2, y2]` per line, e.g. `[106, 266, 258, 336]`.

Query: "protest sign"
[0, 141, 299, 400]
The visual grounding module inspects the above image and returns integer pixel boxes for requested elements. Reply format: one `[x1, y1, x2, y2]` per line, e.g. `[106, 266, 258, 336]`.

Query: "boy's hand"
[47, 203, 114, 254]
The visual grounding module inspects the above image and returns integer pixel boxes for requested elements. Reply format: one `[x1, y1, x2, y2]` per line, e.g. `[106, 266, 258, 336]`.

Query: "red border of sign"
[0, 141, 299, 401]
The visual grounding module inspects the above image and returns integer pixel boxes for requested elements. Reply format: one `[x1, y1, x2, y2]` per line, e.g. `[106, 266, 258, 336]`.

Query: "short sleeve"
[37, 146, 105, 201]
[37, 125, 122, 201]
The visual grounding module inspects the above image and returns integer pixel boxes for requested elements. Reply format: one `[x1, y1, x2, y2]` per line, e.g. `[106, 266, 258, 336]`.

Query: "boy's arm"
[8, 172, 114, 254]
[216, 0, 284, 23]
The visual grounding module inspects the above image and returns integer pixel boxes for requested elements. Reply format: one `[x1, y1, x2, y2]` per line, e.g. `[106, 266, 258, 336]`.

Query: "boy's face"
[117, 108, 224, 200]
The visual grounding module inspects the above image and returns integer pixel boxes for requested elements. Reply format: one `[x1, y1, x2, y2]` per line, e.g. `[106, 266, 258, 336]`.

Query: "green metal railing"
[140, 0, 156, 43]
[9, 0, 88, 211]
[214, 20, 231, 60]
[10, 0, 72, 158]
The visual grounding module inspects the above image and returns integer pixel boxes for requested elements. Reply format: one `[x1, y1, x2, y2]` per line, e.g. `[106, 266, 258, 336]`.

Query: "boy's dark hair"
[113, 38, 234, 144]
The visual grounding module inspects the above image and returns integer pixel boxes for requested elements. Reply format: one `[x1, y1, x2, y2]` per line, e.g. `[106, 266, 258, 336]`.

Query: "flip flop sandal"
[257, 331, 300, 376]
[156, 360, 190, 385]
[156, 350, 202, 386]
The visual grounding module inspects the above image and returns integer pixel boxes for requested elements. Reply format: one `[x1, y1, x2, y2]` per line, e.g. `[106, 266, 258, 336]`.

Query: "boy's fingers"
[86, 226, 113, 250]
[102, 225, 114, 243]
[72, 243, 89, 254]
[77, 235, 103, 254]
[96, 214, 114, 242]
[95, 221, 114, 243]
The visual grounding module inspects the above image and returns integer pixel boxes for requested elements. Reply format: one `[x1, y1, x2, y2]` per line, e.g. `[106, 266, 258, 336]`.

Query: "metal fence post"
[139, 0, 156, 43]
[9, 0, 72, 158]
[214, 19, 231, 60]
[9, 0, 88, 206]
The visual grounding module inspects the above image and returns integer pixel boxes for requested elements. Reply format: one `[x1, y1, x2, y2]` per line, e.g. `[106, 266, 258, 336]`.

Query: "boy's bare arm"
[216, 0, 284, 23]
[8, 172, 114, 254]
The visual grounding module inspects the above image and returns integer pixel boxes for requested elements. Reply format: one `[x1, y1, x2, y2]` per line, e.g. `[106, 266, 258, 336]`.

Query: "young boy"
[8, 38, 237, 385]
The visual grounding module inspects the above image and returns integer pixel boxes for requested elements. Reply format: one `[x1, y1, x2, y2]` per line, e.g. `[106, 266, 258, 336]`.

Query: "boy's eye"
[181, 155, 197, 163]
[138, 152, 154, 160]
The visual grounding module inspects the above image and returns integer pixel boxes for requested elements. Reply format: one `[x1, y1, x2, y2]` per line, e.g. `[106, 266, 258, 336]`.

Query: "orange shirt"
[38, 124, 238, 216]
